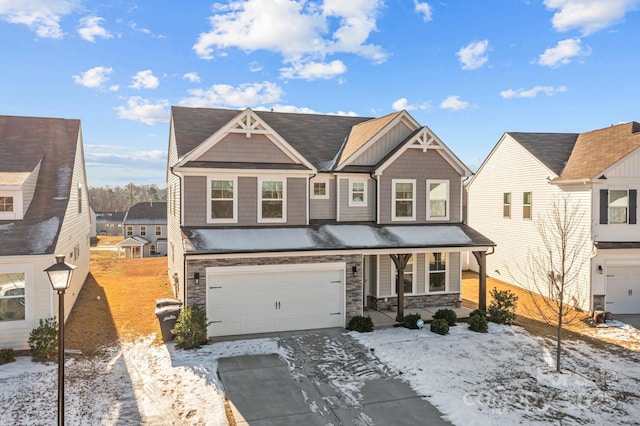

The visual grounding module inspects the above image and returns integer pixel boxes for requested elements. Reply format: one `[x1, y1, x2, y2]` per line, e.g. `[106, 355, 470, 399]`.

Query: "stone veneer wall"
[367, 293, 459, 311]
[592, 295, 605, 312]
[186, 254, 363, 326]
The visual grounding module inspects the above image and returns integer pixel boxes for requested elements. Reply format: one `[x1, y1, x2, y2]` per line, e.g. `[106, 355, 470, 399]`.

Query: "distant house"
[89, 207, 97, 238]
[95, 211, 125, 236]
[0, 115, 91, 349]
[117, 202, 167, 258]
[166, 107, 493, 338]
[467, 122, 640, 315]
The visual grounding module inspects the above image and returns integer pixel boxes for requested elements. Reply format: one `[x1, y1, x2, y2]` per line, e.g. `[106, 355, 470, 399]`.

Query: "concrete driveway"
[614, 314, 640, 329]
[217, 328, 451, 426]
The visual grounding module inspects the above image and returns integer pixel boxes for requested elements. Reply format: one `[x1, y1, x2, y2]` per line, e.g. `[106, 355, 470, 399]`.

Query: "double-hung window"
[126, 226, 133, 236]
[609, 190, 628, 224]
[427, 180, 449, 220]
[428, 252, 447, 292]
[0, 272, 25, 322]
[155, 226, 162, 236]
[349, 178, 367, 207]
[392, 179, 416, 221]
[394, 254, 415, 294]
[259, 178, 286, 222]
[209, 178, 236, 223]
[523, 192, 532, 220]
[140, 226, 147, 236]
[503, 192, 511, 218]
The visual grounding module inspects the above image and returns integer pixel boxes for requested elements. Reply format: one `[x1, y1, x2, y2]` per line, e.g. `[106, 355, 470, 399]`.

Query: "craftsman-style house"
[0, 115, 91, 349]
[167, 107, 493, 337]
[467, 122, 640, 315]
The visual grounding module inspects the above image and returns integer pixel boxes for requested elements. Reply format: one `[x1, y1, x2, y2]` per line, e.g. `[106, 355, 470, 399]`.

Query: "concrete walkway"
[217, 328, 452, 425]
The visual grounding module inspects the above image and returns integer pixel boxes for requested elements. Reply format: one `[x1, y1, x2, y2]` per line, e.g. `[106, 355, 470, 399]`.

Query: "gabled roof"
[507, 132, 578, 176]
[0, 115, 81, 256]
[337, 111, 403, 168]
[123, 202, 167, 225]
[96, 211, 126, 223]
[171, 107, 370, 171]
[557, 122, 640, 181]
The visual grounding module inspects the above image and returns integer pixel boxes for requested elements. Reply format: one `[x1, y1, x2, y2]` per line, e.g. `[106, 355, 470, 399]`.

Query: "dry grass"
[66, 241, 173, 355]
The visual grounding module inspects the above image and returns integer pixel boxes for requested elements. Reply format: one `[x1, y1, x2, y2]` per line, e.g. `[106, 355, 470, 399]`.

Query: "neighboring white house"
[0, 115, 91, 349]
[117, 202, 167, 258]
[467, 122, 640, 314]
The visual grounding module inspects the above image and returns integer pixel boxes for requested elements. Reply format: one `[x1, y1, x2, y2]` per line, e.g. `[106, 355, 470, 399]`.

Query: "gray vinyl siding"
[379, 149, 462, 224]
[416, 253, 426, 294]
[197, 133, 295, 164]
[377, 252, 460, 297]
[351, 121, 413, 166]
[184, 175, 306, 226]
[310, 177, 336, 220]
[448, 252, 461, 292]
[379, 255, 393, 296]
[338, 177, 376, 222]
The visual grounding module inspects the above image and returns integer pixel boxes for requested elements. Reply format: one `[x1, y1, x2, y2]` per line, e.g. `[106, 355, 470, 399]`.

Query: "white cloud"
[456, 40, 490, 70]
[440, 95, 470, 110]
[72, 66, 113, 89]
[392, 97, 430, 111]
[280, 59, 347, 80]
[77, 16, 112, 43]
[0, 0, 79, 38]
[193, 0, 387, 78]
[183, 72, 201, 83]
[249, 62, 263, 72]
[500, 85, 568, 99]
[85, 147, 167, 164]
[414, 1, 432, 21]
[114, 96, 170, 125]
[544, 0, 639, 35]
[129, 70, 160, 90]
[179, 81, 283, 108]
[538, 38, 590, 67]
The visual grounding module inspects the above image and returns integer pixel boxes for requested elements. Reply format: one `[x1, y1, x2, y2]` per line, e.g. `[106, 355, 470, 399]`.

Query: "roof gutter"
[549, 178, 593, 186]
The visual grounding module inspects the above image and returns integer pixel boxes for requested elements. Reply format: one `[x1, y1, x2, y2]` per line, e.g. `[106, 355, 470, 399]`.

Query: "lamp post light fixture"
[44, 255, 76, 426]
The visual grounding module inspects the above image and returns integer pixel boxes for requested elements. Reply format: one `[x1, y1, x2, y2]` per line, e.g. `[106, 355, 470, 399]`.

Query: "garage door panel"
[606, 266, 640, 314]
[206, 265, 345, 337]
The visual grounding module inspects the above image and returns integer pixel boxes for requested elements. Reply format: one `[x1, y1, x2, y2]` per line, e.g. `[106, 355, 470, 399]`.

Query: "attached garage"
[606, 266, 640, 314]
[206, 263, 345, 337]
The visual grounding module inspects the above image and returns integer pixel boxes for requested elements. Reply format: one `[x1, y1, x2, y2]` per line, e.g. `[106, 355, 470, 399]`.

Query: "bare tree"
[513, 195, 590, 372]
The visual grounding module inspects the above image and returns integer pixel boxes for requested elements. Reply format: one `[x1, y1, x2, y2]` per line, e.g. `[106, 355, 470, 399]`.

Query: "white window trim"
[392, 254, 416, 295]
[426, 179, 449, 221]
[0, 190, 23, 220]
[0, 264, 32, 326]
[140, 226, 147, 236]
[392, 179, 416, 221]
[126, 226, 133, 236]
[310, 176, 330, 200]
[155, 226, 162, 236]
[207, 176, 238, 224]
[258, 177, 287, 223]
[348, 177, 368, 207]
[427, 252, 448, 294]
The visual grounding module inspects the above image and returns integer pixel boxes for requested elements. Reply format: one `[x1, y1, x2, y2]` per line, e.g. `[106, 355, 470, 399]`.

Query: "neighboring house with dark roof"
[117, 202, 167, 258]
[467, 122, 640, 315]
[95, 211, 126, 236]
[0, 115, 91, 349]
[167, 106, 494, 338]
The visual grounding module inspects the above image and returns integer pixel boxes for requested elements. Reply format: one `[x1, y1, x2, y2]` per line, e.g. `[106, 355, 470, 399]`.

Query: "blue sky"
[1, 0, 639, 187]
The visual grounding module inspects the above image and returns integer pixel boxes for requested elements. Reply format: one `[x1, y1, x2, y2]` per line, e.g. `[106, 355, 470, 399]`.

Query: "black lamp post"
[44, 255, 76, 426]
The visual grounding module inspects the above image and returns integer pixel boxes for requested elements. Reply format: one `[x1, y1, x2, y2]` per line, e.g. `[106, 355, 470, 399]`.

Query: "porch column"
[389, 254, 411, 322]
[472, 251, 487, 311]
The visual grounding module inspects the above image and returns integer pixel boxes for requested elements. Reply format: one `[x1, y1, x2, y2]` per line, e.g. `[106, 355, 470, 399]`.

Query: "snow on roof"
[186, 223, 492, 254]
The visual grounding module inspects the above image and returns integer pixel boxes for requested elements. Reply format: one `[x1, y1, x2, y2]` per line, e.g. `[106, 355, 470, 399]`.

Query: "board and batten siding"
[338, 177, 376, 222]
[309, 176, 336, 220]
[379, 149, 462, 224]
[467, 134, 592, 310]
[196, 133, 296, 164]
[183, 175, 307, 227]
[351, 121, 414, 166]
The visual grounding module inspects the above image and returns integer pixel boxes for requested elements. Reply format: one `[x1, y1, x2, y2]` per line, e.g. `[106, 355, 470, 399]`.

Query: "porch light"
[352, 265, 358, 277]
[194, 272, 200, 285]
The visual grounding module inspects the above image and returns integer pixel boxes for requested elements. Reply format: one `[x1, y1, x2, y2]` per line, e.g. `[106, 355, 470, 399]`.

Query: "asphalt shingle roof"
[0, 115, 81, 256]
[123, 202, 167, 224]
[507, 132, 578, 176]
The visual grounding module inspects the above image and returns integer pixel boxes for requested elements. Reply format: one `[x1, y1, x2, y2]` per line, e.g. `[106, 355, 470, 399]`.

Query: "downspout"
[169, 165, 185, 303]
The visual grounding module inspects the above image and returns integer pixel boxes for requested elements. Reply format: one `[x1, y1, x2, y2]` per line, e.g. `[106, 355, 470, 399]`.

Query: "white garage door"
[206, 263, 345, 337]
[606, 266, 640, 314]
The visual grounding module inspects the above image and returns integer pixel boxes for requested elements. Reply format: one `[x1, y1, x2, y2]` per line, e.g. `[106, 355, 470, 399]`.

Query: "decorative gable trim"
[336, 110, 419, 170]
[374, 126, 472, 177]
[175, 108, 316, 172]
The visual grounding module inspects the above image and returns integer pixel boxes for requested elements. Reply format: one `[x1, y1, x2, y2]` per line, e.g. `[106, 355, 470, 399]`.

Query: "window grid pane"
[428, 252, 446, 292]
[395, 182, 414, 218]
[211, 180, 235, 220]
[261, 181, 284, 219]
[0, 273, 25, 321]
[313, 182, 326, 196]
[352, 182, 365, 203]
[0, 197, 13, 212]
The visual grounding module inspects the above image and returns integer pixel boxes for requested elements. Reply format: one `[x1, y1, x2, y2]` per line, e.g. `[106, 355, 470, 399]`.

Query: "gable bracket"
[230, 114, 267, 138]
[409, 129, 442, 152]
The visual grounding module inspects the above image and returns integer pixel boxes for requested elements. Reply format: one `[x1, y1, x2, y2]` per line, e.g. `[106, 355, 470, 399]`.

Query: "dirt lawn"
[65, 238, 174, 355]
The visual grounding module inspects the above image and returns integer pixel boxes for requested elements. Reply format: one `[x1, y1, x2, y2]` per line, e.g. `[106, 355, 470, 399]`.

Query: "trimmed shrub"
[468, 311, 488, 333]
[0, 348, 16, 365]
[347, 315, 374, 333]
[430, 318, 449, 335]
[488, 288, 518, 325]
[28, 318, 58, 362]
[433, 308, 457, 326]
[172, 305, 209, 349]
[401, 313, 423, 329]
